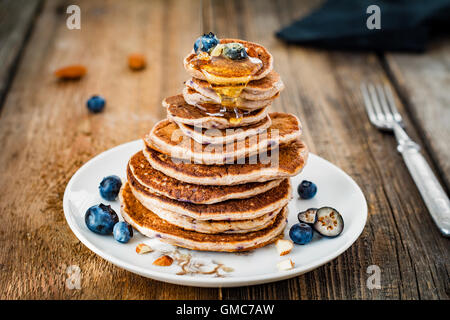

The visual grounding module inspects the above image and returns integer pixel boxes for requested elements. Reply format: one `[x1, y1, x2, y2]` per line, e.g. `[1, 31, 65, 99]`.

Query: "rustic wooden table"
[0, 0, 448, 300]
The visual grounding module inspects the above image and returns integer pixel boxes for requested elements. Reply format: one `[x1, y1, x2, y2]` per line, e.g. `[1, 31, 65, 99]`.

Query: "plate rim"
[63, 139, 367, 288]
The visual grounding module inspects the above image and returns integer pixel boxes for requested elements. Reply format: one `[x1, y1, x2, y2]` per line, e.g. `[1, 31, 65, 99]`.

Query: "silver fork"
[361, 83, 450, 237]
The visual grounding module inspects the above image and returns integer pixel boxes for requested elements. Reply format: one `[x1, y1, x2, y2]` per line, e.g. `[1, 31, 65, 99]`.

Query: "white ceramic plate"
[63, 140, 367, 287]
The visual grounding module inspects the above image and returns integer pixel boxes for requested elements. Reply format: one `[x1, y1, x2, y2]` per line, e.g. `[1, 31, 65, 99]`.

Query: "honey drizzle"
[190, 52, 263, 123]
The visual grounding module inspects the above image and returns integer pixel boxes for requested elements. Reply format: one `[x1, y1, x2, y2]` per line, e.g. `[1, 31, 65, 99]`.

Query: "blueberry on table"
[222, 43, 248, 60]
[113, 221, 133, 243]
[85, 204, 119, 235]
[86, 95, 105, 113]
[298, 208, 318, 225]
[99, 175, 122, 201]
[297, 180, 317, 199]
[289, 223, 314, 245]
[313, 207, 344, 238]
[194, 32, 219, 53]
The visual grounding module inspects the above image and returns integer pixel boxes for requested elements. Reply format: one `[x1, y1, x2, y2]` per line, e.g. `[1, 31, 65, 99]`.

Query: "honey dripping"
[190, 52, 262, 123]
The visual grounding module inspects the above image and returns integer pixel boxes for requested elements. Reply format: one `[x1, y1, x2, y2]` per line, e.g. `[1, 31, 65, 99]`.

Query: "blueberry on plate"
[85, 203, 119, 235]
[289, 223, 314, 245]
[194, 32, 219, 53]
[313, 207, 344, 238]
[297, 180, 317, 199]
[298, 208, 318, 225]
[222, 42, 248, 60]
[86, 95, 105, 113]
[113, 221, 133, 243]
[99, 175, 122, 201]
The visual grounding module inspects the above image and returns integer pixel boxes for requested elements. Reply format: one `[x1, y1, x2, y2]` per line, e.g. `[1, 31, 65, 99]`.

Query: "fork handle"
[395, 126, 450, 237]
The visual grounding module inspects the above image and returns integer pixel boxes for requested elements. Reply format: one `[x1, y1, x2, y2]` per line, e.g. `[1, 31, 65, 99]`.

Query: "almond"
[276, 239, 293, 256]
[136, 243, 153, 254]
[128, 53, 146, 70]
[153, 255, 173, 266]
[54, 65, 87, 79]
[277, 259, 294, 271]
[221, 266, 234, 273]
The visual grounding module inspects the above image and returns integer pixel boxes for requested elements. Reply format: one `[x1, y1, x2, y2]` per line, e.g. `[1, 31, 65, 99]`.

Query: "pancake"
[182, 86, 277, 111]
[129, 176, 292, 220]
[145, 112, 302, 165]
[143, 140, 308, 185]
[146, 205, 282, 234]
[186, 71, 284, 101]
[183, 39, 273, 84]
[164, 94, 269, 129]
[128, 150, 283, 204]
[120, 182, 288, 252]
[177, 116, 271, 145]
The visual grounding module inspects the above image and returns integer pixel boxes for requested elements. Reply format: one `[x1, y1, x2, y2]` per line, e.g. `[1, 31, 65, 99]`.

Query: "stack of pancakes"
[120, 39, 308, 252]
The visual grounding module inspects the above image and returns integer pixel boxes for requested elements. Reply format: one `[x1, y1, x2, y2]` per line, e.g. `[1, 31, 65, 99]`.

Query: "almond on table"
[153, 255, 173, 266]
[128, 53, 146, 70]
[54, 64, 86, 80]
[275, 239, 293, 256]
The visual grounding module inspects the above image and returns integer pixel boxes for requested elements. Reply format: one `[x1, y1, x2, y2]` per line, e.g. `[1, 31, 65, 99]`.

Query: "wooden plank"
[0, 0, 42, 108]
[384, 43, 450, 192]
[209, 0, 449, 300]
[0, 0, 218, 299]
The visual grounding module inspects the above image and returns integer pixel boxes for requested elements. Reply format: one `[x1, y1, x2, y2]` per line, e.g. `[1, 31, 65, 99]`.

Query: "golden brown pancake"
[164, 94, 270, 129]
[128, 150, 283, 204]
[145, 112, 302, 165]
[177, 115, 271, 145]
[186, 71, 284, 101]
[120, 182, 287, 252]
[129, 176, 291, 221]
[143, 140, 308, 185]
[182, 86, 277, 111]
[142, 204, 282, 234]
[184, 39, 273, 84]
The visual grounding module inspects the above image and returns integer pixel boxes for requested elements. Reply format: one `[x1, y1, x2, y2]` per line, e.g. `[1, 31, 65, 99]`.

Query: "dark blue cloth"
[276, 0, 450, 52]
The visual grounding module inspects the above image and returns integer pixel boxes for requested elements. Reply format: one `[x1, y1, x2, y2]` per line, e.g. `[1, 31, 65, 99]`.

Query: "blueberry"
[222, 43, 248, 60]
[297, 180, 317, 199]
[289, 223, 314, 245]
[99, 175, 122, 201]
[194, 32, 219, 53]
[85, 203, 119, 235]
[86, 95, 105, 113]
[113, 221, 133, 243]
[298, 208, 318, 225]
[313, 207, 344, 238]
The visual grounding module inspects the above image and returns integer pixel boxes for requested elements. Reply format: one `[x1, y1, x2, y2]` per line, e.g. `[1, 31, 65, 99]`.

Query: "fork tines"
[360, 83, 403, 129]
